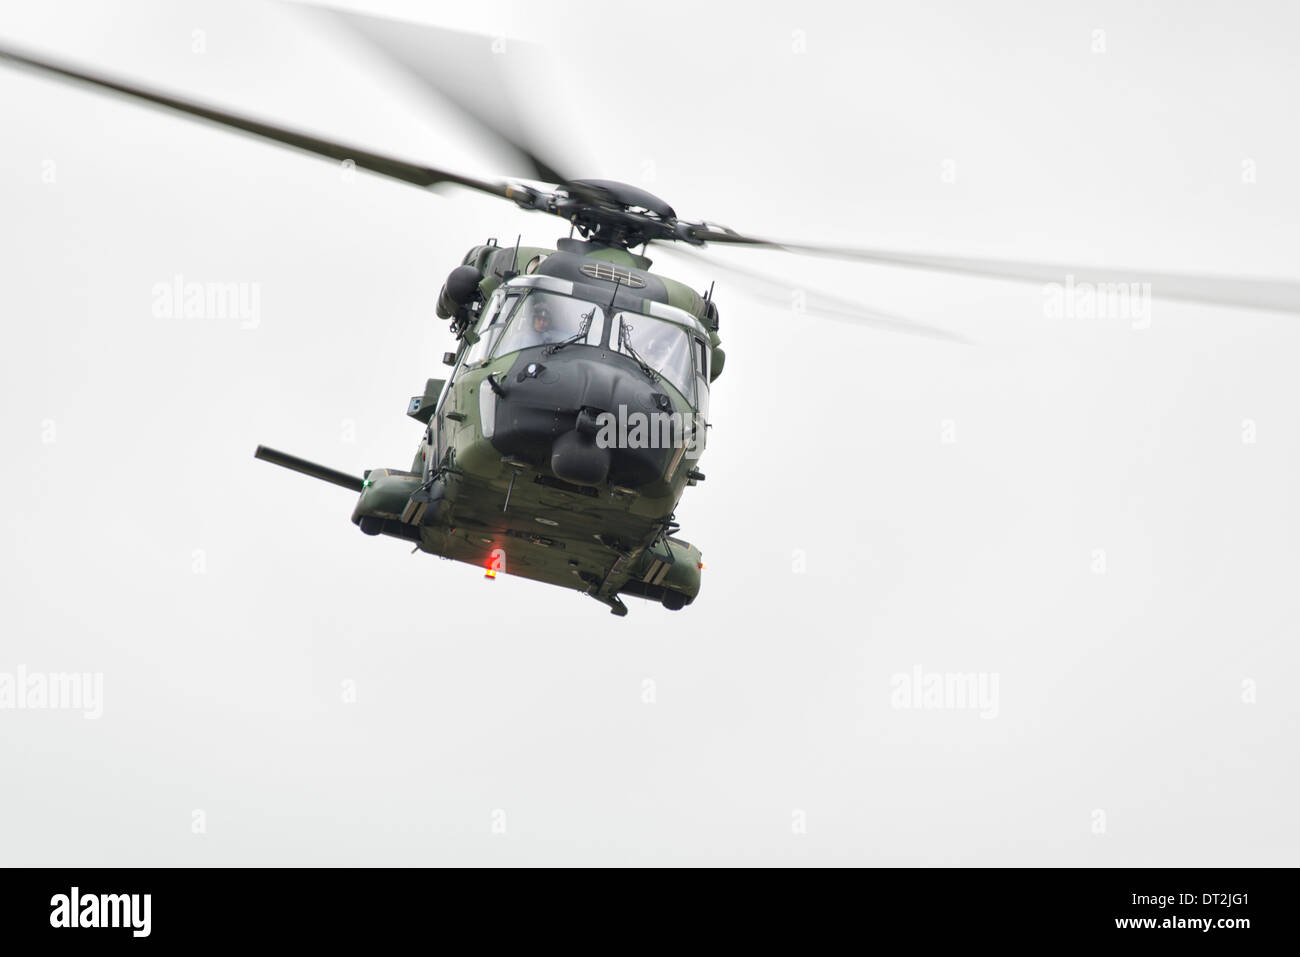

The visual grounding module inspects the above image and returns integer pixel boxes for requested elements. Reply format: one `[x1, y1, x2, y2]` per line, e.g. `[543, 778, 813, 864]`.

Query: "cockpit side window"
[492, 292, 604, 358]
[693, 338, 711, 422]
[464, 292, 520, 366]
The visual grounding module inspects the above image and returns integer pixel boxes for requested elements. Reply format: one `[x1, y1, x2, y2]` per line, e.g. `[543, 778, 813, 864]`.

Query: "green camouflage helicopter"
[264, 197, 726, 618]
[5, 12, 1298, 615]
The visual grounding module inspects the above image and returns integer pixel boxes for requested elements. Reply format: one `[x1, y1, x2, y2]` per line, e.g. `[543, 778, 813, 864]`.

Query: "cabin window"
[492, 291, 604, 358]
[614, 314, 694, 403]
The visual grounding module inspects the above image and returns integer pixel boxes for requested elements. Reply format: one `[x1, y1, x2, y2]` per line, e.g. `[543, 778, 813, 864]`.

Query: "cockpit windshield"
[614, 313, 695, 401]
[493, 292, 604, 357]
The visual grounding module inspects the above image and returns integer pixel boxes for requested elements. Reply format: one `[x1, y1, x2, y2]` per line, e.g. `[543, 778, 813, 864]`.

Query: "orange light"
[485, 568, 497, 579]
[698, 562, 706, 570]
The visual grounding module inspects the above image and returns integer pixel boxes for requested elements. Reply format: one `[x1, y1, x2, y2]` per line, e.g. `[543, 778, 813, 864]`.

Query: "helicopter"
[256, 191, 726, 618]
[4, 11, 1298, 616]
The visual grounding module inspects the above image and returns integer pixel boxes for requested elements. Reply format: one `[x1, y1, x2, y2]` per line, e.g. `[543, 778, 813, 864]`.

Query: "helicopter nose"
[550, 428, 610, 486]
[487, 351, 680, 489]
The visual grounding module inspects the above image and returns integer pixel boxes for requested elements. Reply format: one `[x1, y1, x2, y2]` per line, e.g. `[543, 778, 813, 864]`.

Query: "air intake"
[580, 262, 646, 288]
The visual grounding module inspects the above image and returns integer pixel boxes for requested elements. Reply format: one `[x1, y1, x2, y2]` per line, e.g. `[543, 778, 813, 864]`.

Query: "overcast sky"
[1, 0, 1297, 865]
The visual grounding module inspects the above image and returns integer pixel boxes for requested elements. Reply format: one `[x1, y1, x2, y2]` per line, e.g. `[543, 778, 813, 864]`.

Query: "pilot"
[531, 301, 556, 340]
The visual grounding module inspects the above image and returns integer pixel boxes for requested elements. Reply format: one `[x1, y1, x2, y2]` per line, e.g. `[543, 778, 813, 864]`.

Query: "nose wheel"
[661, 592, 687, 611]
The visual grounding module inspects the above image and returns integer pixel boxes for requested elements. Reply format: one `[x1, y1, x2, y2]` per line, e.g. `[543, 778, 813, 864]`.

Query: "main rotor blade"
[653, 245, 966, 343]
[0, 42, 511, 199]
[689, 228, 1300, 315]
[324, 9, 574, 186]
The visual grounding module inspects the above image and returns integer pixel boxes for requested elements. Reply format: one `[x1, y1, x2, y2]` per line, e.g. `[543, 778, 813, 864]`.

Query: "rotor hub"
[506, 179, 702, 250]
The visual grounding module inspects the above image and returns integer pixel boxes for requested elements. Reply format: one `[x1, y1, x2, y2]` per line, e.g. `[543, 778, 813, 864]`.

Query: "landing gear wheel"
[661, 591, 687, 611]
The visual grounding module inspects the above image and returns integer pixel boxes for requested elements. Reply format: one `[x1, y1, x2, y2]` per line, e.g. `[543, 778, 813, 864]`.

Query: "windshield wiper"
[618, 321, 660, 383]
[544, 307, 596, 355]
